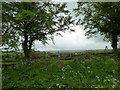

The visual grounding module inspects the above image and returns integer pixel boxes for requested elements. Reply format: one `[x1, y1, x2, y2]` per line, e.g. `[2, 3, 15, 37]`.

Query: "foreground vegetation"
[2, 52, 120, 88]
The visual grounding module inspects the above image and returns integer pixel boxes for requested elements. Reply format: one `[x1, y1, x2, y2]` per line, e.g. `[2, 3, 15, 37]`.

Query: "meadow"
[2, 51, 120, 88]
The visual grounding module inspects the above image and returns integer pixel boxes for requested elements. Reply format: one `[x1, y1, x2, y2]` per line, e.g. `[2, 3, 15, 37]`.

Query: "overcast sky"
[34, 2, 112, 51]
[34, 25, 112, 51]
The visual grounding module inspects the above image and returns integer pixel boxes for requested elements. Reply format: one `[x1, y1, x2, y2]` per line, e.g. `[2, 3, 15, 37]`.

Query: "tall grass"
[2, 55, 120, 88]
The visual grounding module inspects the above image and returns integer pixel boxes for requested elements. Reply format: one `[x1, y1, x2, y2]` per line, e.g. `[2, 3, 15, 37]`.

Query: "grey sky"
[34, 2, 112, 51]
[35, 25, 112, 51]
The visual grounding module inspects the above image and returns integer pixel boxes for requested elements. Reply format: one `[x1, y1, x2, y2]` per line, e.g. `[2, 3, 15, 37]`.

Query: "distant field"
[47, 49, 113, 54]
[2, 51, 120, 88]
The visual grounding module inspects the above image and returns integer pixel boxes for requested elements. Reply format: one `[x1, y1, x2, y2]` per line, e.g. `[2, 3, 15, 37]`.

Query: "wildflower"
[88, 70, 90, 73]
[87, 66, 90, 69]
[112, 84, 116, 88]
[96, 76, 99, 79]
[98, 79, 100, 81]
[56, 84, 59, 86]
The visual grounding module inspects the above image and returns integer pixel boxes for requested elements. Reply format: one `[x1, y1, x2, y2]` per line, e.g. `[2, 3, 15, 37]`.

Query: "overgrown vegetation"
[2, 2, 120, 89]
[2, 52, 120, 88]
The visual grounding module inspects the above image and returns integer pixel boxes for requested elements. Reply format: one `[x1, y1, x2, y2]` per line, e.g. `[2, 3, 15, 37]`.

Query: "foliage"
[2, 55, 120, 88]
[74, 2, 120, 38]
[74, 2, 120, 56]
[2, 2, 75, 58]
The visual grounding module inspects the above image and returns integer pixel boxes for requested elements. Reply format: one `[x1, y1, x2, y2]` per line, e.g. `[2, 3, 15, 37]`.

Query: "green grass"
[2, 55, 120, 88]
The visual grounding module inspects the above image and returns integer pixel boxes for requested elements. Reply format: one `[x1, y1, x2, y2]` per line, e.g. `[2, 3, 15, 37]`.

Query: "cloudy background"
[35, 25, 112, 51]
[34, 2, 112, 51]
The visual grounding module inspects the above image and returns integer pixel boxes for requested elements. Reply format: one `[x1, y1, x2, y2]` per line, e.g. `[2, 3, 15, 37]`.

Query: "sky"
[2, 1, 120, 52]
[34, 25, 112, 51]
[35, 2, 113, 51]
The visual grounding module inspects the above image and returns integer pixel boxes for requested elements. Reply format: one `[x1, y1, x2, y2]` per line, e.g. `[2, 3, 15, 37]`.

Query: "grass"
[2, 54, 120, 88]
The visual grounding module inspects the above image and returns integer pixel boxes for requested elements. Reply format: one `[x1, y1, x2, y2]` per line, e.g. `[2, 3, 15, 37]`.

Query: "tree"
[2, 2, 75, 59]
[74, 2, 120, 57]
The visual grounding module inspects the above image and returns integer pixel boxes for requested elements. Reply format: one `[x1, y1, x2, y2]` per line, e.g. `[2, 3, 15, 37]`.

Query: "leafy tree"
[2, 2, 74, 59]
[74, 2, 120, 57]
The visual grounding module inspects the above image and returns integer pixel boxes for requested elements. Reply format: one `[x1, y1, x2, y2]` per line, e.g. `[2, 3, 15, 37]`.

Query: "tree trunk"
[23, 34, 28, 59]
[22, 35, 33, 60]
[28, 40, 33, 59]
[23, 34, 30, 59]
[111, 34, 118, 57]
